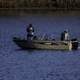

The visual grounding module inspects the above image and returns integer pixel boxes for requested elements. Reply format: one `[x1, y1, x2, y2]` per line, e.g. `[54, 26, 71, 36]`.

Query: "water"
[0, 14, 80, 80]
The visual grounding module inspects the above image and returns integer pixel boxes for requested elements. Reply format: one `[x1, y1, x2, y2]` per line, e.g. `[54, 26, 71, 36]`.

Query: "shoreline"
[0, 9, 80, 16]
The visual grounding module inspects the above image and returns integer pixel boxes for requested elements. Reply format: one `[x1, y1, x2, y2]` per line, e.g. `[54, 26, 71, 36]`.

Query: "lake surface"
[0, 14, 80, 80]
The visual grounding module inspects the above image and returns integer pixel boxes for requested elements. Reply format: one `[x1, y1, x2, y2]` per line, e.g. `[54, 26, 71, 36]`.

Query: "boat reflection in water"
[13, 24, 78, 50]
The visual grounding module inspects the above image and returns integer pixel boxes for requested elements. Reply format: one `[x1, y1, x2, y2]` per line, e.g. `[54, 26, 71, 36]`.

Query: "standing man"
[26, 24, 34, 40]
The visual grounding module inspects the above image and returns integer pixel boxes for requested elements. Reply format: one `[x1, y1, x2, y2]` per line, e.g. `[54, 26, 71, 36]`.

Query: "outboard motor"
[71, 38, 78, 50]
[27, 24, 34, 40]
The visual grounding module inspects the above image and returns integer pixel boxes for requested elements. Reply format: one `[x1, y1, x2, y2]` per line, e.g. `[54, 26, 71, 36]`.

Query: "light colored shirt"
[64, 33, 69, 40]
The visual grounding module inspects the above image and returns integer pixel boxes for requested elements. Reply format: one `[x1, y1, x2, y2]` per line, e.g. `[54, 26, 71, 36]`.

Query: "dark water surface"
[0, 14, 80, 80]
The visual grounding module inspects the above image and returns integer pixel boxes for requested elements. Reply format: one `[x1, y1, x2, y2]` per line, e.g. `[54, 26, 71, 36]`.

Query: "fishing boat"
[13, 37, 73, 50]
[13, 24, 78, 50]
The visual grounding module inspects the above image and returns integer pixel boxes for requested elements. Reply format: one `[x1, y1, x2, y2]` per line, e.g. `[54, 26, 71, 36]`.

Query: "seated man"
[61, 30, 69, 41]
